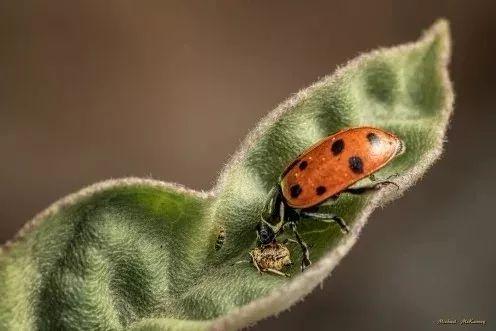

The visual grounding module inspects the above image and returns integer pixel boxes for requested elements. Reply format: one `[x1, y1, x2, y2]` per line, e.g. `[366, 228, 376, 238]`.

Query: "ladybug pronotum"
[256, 127, 404, 272]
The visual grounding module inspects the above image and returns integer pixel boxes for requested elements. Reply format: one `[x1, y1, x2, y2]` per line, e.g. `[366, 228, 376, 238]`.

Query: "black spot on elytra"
[331, 139, 344, 155]
[348, 156, 364, 174]
[316, 186, 326, 195]
[290, 184, 302, 198]
[299, 160, 308, 170]
[367, 132, 380, 145]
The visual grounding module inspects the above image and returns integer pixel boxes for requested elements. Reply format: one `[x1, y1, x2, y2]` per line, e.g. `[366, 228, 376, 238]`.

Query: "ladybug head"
[256, 222, 275, 246]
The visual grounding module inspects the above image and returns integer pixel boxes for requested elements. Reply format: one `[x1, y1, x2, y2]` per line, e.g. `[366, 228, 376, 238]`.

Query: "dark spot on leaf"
[331, 139, 344, 156]
[299, 160, 308, 170]
[316, 186, 326, 195]
[349, 156, 364, 174]
[365, 60, 397, 105]
[290, 184, 302, 198]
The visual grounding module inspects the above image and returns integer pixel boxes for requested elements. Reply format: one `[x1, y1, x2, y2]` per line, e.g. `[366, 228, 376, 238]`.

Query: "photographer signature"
[437, 318, 486, 326]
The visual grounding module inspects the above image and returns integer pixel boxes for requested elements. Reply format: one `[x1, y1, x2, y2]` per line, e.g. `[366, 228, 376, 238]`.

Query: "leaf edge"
[0, 177, 212, 255]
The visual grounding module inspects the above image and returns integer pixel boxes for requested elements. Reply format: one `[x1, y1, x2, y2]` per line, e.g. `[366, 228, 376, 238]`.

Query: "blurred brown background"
[0, 1, 494, 330]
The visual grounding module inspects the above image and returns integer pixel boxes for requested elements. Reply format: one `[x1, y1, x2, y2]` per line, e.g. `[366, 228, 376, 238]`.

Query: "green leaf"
[0, 20, 453, 331]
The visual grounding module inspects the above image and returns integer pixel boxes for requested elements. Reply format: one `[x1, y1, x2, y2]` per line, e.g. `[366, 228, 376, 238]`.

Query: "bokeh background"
[1, 1, 494, 330]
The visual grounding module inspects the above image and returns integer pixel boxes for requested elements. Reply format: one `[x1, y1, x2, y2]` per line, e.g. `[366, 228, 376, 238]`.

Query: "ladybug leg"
[369, 173, 399, 182]
[344, 180, 399, 194]
[301, 211, 350, 234]
[287, 222, 311, 271]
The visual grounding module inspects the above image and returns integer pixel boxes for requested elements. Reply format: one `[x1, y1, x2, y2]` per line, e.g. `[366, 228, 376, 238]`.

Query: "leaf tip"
[423, 18, 452, 63]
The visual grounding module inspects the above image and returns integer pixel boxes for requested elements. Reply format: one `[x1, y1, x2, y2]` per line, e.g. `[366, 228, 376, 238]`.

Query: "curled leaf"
[0, 20, 453, 330]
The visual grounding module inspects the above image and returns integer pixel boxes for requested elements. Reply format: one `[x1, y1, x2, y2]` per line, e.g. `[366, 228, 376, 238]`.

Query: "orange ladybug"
[256, 127, 404, 271]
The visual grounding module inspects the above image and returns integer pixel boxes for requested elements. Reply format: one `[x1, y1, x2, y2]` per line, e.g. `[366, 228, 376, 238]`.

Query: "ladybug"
[256, 127, 404, 271]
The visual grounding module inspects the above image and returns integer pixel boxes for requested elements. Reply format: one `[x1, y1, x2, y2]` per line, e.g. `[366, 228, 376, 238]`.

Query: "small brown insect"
[215, 226, 226, 251]
[250, 242, 292, 277]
